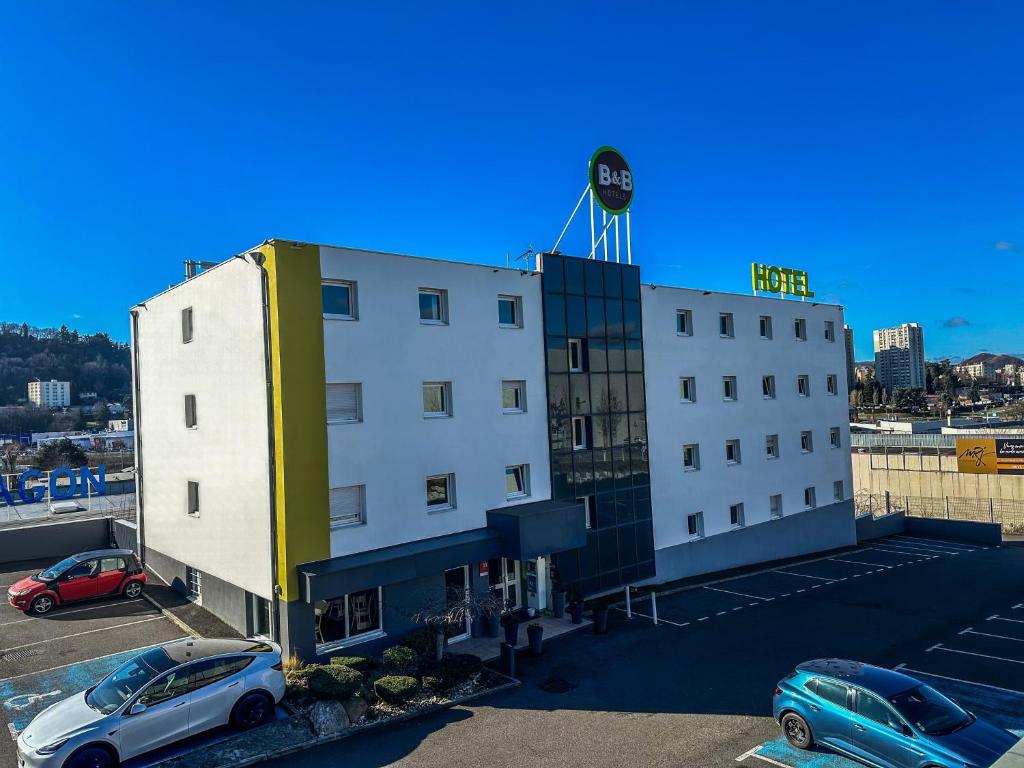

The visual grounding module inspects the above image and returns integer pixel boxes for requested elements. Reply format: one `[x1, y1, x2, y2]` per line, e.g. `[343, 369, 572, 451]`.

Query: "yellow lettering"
[751, 263, 769, 292]
[767, 267, 781, 292]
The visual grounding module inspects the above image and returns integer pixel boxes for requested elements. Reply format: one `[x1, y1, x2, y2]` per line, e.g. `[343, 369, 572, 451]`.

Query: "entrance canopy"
[486, 499, 586, 561]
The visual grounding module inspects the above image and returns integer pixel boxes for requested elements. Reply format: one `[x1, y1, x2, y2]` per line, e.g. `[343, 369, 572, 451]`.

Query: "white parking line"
[775, 570, 835, 582]
[830, 557, 892, 569]
[1013, 603, 1023, 610]
[895, 666, 1024, 696]
[0, 599, 145, 628]
[704, 585, 773, 602]
[963, 629, 1024, 643]
[796, 589, 806, 593]
[927, 643, 1024, 665]
[0, 617, 165, 655]
[990, 615, 1024, 625]
[879, 541, 960, 555]
[871, 546, 937, 557]
[892, 535, 979, 550]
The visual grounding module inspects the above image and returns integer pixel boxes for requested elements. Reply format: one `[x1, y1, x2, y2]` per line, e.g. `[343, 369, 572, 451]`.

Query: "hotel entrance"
[487, 557, 520, 610]
[444, 565, 472, 643]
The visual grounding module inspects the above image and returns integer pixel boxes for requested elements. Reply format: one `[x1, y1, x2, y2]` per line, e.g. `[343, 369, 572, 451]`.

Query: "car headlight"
[11, 588, 33, 597]
[36, 738, 70, 755]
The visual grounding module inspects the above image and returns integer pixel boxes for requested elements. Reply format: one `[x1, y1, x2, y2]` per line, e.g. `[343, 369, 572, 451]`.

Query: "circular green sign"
[589, 146, 634, 215]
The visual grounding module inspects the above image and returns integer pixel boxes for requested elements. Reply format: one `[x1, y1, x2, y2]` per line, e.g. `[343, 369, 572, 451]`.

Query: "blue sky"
[2, 2, 1021, 360]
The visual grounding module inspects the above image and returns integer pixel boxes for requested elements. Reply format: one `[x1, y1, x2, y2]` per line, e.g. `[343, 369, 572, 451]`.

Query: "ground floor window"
[249, 592, 272, 639]
[316, 587, 383, 649]
[185, 566, 202, 604]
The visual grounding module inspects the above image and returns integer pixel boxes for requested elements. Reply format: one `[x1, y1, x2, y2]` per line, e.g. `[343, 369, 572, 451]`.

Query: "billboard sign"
[589, 146, 633, 215]
[956, 438, 1024, 475]
[0, 465, 107, 506]
[751, 263, 815, 298]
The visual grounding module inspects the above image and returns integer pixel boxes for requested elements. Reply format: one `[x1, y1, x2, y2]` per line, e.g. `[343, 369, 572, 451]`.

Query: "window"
[327, 383, 363, 423]
[801, 430, 814, 453]
[729, 502, 745, 527]
[679, 377, 696, 403]
[686, 512, 704, 539]
[571, 416, 589, 450]
[190, 657, 252, 692]
[138, 669, 191, 706]
[722, 376, 737, 401]
[797, 375, 810, 397]
[794, 318, 807, 340]
[770, 494, 783, 519]
[719, 312, 734, 338]
[322, 281, 357, 320]
[826, 374, 838, 395]
[683, 443, 701, 471]
[316, 587, 383, 648]
[759, 315, 773, 339]
[825, 320, 835, 342]
[418, 288, 448, 324]
[578, 495, 597, 530]
[505, 464, 530, 499]
[502, 380, 526, 413]
[187, 481, 200, 517]
[568, 338, 586, 372]
[250, 593, 272, 639]
[426, 474, 455, 510]
[498, 295, 522, 328]
[766, 434, 779, 459]
[726, 439, 741, 464]
[422, 382, 452, 418]
[804, 486, 817, 509]
[856, 691, 894, 725]
[186, 566, 202, 601]
[676, 309, 693, 336]
[181, 307, 194, 343]
[100, 557, 125, 573]
[833, 480, 844, 502]
[762, 375, 776, 399]
[184, 394, 197, 429]
[813, 678, 850, 708]
[329, 485, 366, 528]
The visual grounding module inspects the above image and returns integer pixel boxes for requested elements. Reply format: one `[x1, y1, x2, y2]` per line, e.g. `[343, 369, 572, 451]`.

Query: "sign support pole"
[602, 210, 609, 261]
[614, 215, 620, 263]
[589, 189, 596, 260]
[626, 211, 632, 265]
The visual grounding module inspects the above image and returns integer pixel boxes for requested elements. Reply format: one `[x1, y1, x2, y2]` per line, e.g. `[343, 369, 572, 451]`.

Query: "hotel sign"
[956, 438, 1024, 475]
[0, 465, 107, 506]
[589, 146, 633, 215]
[751, 263, 815, 298]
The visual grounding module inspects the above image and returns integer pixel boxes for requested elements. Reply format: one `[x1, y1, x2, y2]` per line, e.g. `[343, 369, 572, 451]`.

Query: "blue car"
[773, 659, 1016, 768]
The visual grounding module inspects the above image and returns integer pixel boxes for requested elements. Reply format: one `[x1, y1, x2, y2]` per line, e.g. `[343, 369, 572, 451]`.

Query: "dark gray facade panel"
[0, 518, 111, 564]
[486, 500, 587, 560]
[112, 519, 139, 554]
[905, 516, 1001, 546]
[855, 512, 906, 542]
[651, 501, 857, 584]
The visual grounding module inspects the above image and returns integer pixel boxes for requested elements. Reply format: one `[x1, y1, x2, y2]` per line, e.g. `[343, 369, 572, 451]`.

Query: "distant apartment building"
[998, 364, 1024, 386]
[873, 323, 925, 392]
[27, 379, 70, 408]
[843, 325, 855, 391]
[855, 364, 875, 384]
[955, 361, 995, 383]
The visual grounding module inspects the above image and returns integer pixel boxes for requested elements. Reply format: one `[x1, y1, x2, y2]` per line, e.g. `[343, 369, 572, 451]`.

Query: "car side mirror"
[129, 702, 147, 716]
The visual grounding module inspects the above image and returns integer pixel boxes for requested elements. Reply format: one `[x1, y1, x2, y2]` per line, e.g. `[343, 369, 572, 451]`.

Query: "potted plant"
[568, 590, 584, 624]
[526, 622, 544, 655]
[411, 586, 506, 657]
[592, 605, 609, 634]
[552, 589, 566, 619]
[501, 609, 521, 646]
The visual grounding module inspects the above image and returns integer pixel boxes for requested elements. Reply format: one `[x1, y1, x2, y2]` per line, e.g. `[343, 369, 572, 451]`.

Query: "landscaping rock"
[343, 694, 369, 723]
[307, 700, 351, 736]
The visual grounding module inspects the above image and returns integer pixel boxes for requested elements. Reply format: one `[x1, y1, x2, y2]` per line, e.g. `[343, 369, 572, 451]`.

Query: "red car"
[7, 548, 146, 615]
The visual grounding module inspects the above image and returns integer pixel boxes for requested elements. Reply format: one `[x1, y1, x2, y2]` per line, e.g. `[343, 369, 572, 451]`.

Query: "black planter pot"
[569, 601, 584, 625]
[503, 619, 521, 646]
[527, 624, 544, 655]
[592, 606, 609, 634]
[484, 613, 501, 638]
[552, 590, 566, 619]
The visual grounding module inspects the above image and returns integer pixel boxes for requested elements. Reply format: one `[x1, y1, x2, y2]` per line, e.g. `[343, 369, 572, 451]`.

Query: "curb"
[149, 674, 520, 768]
[141, 590, 203, 639]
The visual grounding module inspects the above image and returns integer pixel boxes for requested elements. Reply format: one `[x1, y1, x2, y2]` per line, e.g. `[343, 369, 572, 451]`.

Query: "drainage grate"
[538, 675, 576, 694]
[0, 648, 44, 664]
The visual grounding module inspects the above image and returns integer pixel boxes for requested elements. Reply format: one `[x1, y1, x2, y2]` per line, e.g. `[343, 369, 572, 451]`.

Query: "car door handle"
[853, 724, 866, 732]
[908, 748, 924, 756]
[227, 681, 240, 688]
[173, 701, 187, 708]
[808, 704, 820, 712]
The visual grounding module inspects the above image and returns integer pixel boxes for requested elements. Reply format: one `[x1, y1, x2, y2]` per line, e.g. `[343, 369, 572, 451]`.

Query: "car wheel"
[63, 744, 118, 768]
[230, 691, 273, 730]
[123, 581, 143, 599]
[781, 712, 814, 749]
[30, 594, 55, 615]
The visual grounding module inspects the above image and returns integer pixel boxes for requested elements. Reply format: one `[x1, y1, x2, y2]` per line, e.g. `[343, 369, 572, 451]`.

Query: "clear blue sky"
[3, 2, 1021, 360]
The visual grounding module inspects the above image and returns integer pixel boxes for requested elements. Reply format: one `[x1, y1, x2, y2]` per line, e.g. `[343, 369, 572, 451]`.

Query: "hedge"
[382, 644, 418, 673]
[374, 675, 420, 705]
[329, 655, 376, 673]
[421, 653, 483, 691]
[402, 627, 439, 661]
[299, 664, 364, 700]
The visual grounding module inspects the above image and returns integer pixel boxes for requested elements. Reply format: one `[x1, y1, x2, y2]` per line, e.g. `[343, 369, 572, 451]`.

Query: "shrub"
[421, 674, 443, 692]
[421, 653, 483, 692]
[402, 627, 440, 661]
[302, 664, 363, 700]
[383, 644, 418, 673]
[282, 654, 305, 674]
[374, 674, 420, 705]
[329, 655, 376, 673]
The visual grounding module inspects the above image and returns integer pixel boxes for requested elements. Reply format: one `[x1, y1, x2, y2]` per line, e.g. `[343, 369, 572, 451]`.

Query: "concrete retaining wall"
[0, 517, 111, 563]
[855, 512, 906, 542]
[112, 519, 138, 554]
[854, 512, 1002, 547]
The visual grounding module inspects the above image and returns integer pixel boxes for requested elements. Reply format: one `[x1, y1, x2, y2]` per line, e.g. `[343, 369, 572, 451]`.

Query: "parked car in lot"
[6, 549, 146, 615]
[774, 659, 1017, 768]
[16, 638, 285, 768]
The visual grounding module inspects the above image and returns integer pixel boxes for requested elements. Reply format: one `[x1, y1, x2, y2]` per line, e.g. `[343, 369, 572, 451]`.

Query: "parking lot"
[262, 534, 1024, 768]
[0, 558, 187, 766]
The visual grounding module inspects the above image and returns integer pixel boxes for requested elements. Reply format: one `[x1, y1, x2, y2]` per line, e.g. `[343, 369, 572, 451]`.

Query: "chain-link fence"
[854, 491, 1024, 534]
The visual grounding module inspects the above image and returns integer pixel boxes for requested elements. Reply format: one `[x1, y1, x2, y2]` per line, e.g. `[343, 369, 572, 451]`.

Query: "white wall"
[641, 285, 853, 551]
[133, 257, 274, 600]
[319, 247, 551, 558]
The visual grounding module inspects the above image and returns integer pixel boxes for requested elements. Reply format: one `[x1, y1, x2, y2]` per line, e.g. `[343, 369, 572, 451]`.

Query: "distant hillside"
[0, 322, 130, 406]
[960, 352, 1024, 368]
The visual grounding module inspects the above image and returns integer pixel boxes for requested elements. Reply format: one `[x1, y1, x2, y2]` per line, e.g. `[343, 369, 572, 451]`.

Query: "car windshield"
[85, 648, 177, 715]
[889, 685, 971, 735]
[37, 556, 80, 581]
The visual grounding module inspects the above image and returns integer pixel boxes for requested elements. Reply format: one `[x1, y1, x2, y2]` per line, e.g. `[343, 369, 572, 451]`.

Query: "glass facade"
[541, 253, 655, 597]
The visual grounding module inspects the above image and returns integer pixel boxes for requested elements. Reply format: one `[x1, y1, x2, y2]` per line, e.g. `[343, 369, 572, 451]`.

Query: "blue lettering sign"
[80, 464, 106, 495]
[18, 469, 45, 504]
[49, 467, 78, 500]
[0, 475, 14, 506]
[0, 466, 108, 506]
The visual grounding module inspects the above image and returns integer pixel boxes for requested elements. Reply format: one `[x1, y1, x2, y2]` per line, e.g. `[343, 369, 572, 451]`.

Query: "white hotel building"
[131, 240, 853, 660]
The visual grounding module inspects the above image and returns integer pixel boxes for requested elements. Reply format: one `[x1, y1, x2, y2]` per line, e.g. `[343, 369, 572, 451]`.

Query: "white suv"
[17, 638, 285, 768]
